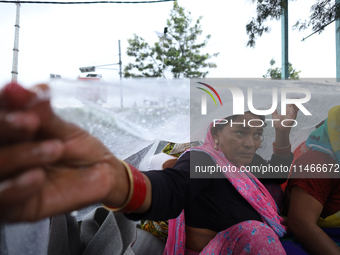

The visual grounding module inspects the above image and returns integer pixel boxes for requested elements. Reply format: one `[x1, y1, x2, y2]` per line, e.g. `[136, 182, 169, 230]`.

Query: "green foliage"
[247, 0, 340, 47]
[124, 34, 163, 77]
[124, 1, 219, 78]
[263, 58, 301, 79]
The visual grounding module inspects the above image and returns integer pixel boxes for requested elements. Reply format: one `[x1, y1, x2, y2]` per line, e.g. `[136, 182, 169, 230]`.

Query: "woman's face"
[213, 112, 263, 165]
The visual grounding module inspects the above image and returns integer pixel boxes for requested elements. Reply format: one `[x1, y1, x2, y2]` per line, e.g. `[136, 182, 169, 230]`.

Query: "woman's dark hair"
[315, 119, 326, 129]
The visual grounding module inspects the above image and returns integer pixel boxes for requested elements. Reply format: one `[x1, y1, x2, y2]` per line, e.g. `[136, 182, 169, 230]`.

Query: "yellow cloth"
[283, 210, 340, 228]
[327, 105, 340, 155]
[141, 220, 169, 242]
[317, 210, 340, 228]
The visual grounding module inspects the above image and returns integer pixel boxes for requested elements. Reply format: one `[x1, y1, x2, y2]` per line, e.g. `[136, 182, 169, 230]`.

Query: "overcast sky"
[0, 0, 337, 87]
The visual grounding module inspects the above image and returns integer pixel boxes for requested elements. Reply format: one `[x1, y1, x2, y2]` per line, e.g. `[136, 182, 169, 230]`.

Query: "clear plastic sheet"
[50, 78, 190, 165]
[1, 78, 339, 254]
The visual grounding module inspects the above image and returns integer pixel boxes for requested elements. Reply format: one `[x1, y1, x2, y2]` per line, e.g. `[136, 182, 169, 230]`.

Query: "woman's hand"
[272, 104, 299, 149]
[272, 104, 299, 134]
[0, 83, 132, 223]
[0, 83, 41, 145]
[0, 139, 65, 222]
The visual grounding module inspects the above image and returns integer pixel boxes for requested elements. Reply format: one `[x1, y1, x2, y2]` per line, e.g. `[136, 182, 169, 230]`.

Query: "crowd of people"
[1, 82, 340, 255]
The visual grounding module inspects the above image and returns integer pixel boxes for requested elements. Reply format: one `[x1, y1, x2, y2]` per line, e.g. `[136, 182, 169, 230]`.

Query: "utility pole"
[281, 0, 289, 80]
[119, 39, 122, 79]
[79, 40, 123, 107]
[11, 2, 20, 82]
[118, 39, 123, 108]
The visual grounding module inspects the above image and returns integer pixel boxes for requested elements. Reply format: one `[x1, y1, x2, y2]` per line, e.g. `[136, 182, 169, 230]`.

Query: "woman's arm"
[250, 104, 298, 182]
[0, 83, 150, 222]
[272, 104, 299, 158]
[125, 151, 212, 221]
[288, 186, 340, 255]
[0, 83, 209, 223]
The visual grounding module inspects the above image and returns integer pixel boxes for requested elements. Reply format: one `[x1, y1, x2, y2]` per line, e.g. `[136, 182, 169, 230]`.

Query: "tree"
[246, 0, 340, 47]
[124, 1, 219, 78]
[263, 58, 301, 79]
[124, 35, 163, 78]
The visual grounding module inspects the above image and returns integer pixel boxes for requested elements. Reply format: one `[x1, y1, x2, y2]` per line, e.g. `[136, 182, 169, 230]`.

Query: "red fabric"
[281, 141, 308, 192]
[287, 150, 340, 218]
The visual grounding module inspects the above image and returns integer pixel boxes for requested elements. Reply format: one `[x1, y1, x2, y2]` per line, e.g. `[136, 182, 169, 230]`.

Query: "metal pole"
[119, 39, 122, 79]
[11, 2, 20, 82]
[162, 39, 165, 78]
[118, 40, 123, 108]
[281, 0, 289, 80]
[336, 0, 340, 82]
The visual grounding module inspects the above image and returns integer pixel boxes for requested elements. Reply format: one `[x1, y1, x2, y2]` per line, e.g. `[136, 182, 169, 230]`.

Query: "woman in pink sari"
[126, 105, 297, 254]
[159, 112, 294, 255]
[0, 83, 297, 254]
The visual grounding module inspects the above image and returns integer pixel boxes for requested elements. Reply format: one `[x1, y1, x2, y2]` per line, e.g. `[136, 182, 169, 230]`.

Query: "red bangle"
[124, 163, 147, 212]
[273, 142, 291, 156]
[103, 160, 147, 213]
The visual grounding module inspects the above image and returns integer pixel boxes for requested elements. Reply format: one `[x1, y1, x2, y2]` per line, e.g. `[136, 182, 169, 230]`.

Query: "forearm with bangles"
[274, 130, 290, 148]
[103, 160, 148, 213]
[273, 142, 291, 156]
[273, 129, 292, 157]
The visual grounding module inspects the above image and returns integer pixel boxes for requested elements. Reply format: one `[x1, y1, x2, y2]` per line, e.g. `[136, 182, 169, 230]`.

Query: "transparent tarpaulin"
[1, 78, 340, 255]
[50, 78, 340, 166]
[49, 78, 190, 170]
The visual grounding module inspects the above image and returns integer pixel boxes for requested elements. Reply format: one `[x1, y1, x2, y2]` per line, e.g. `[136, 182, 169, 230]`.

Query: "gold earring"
[214, 139, 218, 150]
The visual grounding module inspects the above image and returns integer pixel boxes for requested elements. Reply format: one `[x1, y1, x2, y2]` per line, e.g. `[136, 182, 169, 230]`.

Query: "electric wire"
[0, 0, 173, 4]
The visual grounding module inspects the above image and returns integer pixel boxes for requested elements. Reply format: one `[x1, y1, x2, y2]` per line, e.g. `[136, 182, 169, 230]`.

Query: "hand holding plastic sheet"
[272, 103, 299, 150]
[0, 83, 149, 222]
[272, 103, 299, 132]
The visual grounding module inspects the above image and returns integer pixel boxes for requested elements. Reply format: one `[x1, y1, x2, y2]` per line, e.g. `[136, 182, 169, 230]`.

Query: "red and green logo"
[196, 82, 223, 106]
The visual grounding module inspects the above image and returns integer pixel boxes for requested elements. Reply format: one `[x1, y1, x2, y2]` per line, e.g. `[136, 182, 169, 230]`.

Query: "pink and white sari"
[164, 124, 287, 255]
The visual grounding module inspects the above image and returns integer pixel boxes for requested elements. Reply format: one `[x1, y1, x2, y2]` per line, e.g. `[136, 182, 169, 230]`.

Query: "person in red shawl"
[284, 106, 340, 255]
